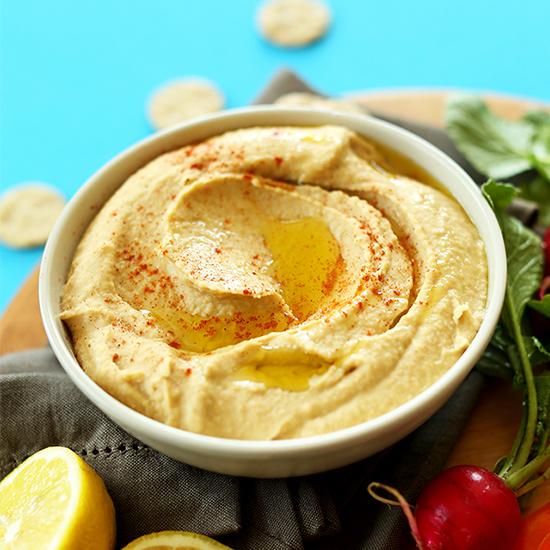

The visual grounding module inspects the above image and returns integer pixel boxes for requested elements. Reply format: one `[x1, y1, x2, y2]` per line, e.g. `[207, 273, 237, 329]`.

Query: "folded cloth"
[0, 348, 483, 549]
[1, 69, 490, 550]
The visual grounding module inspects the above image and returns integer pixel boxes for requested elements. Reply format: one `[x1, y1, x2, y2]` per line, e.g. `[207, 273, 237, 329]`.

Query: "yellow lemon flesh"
[121, 530, 234, 550]
[0, 446, 116, 550]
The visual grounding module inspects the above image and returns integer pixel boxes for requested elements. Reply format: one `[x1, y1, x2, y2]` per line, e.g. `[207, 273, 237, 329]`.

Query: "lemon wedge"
[0, 446, 116, 550]
[121, 531, 234, 550]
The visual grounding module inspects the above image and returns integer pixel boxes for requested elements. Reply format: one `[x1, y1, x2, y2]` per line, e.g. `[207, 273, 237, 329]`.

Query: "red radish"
[369, 465, 521, 550]
[414, 465, 521, 549]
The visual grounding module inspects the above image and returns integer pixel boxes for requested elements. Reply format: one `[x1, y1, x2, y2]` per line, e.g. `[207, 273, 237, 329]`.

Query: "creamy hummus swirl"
[61, 125, 488, 440]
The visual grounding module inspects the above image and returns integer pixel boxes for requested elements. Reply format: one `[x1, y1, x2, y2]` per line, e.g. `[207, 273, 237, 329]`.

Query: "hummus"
[60, 125, 488, 440]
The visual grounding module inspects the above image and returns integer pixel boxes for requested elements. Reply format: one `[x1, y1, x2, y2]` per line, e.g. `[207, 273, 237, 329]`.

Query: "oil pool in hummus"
[60, 125, 488, 440]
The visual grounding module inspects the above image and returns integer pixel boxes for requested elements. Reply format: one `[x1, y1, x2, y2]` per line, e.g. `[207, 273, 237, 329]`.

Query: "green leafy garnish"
[445, 94, 550, 226]
[530, 294, 550, 318]
[481, 181, 550, 496]
[445, 97, 534, 179]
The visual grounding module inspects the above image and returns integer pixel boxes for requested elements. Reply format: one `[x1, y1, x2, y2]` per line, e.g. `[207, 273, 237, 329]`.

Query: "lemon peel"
[121, 530, 234, 550]
[0, 446, 116, 550]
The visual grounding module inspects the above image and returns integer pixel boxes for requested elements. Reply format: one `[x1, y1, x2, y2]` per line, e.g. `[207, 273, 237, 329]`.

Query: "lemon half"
[0, 446, 116, 550]
[121, 531, 233, 550]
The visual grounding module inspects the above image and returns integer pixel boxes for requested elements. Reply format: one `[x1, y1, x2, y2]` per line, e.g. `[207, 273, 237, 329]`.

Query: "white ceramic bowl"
[39, 106, 506, 478]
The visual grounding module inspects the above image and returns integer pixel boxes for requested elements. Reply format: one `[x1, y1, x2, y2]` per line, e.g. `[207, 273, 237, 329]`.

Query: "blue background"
[1, 0, 550, 315]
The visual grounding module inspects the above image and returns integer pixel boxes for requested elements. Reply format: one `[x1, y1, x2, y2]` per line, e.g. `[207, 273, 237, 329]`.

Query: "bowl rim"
[39, 105, 506, 461]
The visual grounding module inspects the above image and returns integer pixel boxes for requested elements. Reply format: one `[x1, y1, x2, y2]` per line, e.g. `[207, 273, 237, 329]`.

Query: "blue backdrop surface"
[1, 0, 549, 314]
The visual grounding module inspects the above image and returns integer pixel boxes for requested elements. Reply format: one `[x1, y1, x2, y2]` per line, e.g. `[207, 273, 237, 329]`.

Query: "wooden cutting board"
[1, 91, 550, 545]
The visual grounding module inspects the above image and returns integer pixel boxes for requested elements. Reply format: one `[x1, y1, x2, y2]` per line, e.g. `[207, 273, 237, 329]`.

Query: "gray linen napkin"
[1, 69, 491, 550]
[0, 348, 483, 549]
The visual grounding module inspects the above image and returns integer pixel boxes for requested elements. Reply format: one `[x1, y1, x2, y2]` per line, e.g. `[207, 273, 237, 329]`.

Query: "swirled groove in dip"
[60, 125, 488, 440]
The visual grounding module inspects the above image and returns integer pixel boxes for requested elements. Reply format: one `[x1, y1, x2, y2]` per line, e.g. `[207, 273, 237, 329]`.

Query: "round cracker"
[257, 0, 331, 47]
[0, 183, 66, 248]
[147, 78, 225, 131]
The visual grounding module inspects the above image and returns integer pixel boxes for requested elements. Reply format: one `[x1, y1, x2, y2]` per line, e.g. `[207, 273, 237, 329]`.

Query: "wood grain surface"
[1, 91, 549, 548]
